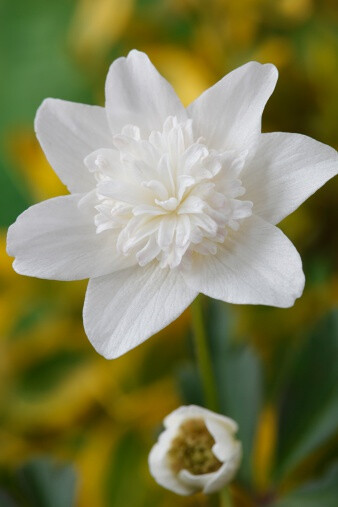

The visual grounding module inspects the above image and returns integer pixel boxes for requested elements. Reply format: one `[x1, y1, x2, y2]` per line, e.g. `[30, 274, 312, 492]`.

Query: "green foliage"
[0, 0, 93, 227]
[16, 350, 88, 399]
[0, 458, 77, 507]
[0, 158, 30, 229]
[105, 433, 149, 507]
[274, 310, 338, 480]
[179, 299, 262, 487]
[274, 463, 338, 507]
[0, 0, 91, 130]
[206, 300, 263, 486]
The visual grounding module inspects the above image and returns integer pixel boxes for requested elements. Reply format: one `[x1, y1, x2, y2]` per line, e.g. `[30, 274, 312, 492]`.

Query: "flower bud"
[148, 405, 242, 495]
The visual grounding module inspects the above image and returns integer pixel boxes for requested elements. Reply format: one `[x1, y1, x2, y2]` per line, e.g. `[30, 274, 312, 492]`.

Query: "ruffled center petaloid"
[84, 116, 252, 269]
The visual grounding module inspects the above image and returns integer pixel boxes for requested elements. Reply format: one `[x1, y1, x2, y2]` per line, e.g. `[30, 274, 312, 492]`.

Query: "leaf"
[0, 0, 92, 227]
[274, 463, 338, 507]
[0, 157, 31, 228]
[105, 432, 148, 507]
[16, 350, 87, 399]
[274, 310, 338, 480]
[0, 0, 91, 130]
[206, 300, 263, 487]
[176, 362, 204, 407]
[16, 458, 77, 507]
[177, 300, 262, 486]
[10, 300, 55, 339]
[0, 490, 19, 507]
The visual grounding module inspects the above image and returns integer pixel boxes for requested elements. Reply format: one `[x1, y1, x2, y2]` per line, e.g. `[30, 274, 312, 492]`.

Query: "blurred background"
[0, 0, 337, 506]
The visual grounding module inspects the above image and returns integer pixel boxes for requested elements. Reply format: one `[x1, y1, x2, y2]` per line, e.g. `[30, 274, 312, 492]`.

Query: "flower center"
[85, 116, 252, 269]
[167, 418, 222, 475]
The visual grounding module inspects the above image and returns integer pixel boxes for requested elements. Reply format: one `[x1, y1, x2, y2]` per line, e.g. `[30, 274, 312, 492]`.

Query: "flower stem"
[190, 295, 219, 412]
[220, 488, 233, 507]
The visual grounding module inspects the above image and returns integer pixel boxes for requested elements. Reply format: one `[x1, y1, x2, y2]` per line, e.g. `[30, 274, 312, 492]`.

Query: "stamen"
[167, 418, 222, 475]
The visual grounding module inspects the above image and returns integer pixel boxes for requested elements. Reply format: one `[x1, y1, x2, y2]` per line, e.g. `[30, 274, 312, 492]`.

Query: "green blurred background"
[0, 0, 337, 506]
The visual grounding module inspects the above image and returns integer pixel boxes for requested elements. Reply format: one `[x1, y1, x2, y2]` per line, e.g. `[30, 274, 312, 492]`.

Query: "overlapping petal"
[188, 61, 278, 151]
[35, 99, 112, 193]
[182, 215, 305, 308]
[83, 263, 197, 358]
[105, 49, 187, 136]
[7, 194, 133, 281]
[241, 132, 338, 225]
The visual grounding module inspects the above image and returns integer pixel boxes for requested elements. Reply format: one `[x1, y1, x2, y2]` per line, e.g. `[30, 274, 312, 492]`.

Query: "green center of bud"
[167, 418, 222, 475]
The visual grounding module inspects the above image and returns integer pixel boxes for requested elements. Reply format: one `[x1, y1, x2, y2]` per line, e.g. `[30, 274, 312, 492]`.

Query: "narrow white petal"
[105, 50, 187, 136]
[83, 264, 197, 358]
[7, 194, 134, 280]
[35, 99, 112, 193]
[182, 215, 305, 308]
[84, 148, 121, 178]
[242, 132, 338, 224]
[188, 61, 278, 151]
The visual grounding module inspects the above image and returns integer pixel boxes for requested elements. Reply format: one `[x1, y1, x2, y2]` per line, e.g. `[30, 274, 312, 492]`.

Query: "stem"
[220, 488, 233, 507]
[190, 295, 219, 412]
[191, 297, 233, 507]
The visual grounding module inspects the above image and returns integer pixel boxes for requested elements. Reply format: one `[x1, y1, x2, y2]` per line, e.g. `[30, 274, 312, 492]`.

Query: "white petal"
[84, 148, 121, 178]
[7, 194, 133, 280]
[164, 405, 238, 432]
[178, 469, 213, 493]
[182, 215, 305, 308]
[205, 419, 242, 491]
[83, 263, 197, 358]
[105, 50, 187, 136]
[188, 62, 278, 151]
[203, 456, 241, 494]
[242, 132, 338, 225]
[35, 99, 112, 193]
[148, 428, 192, 496]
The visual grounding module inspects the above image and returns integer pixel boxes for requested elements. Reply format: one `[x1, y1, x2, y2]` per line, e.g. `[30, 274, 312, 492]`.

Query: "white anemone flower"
[7, 50, 337, 358]
[148, 405, 242, 495]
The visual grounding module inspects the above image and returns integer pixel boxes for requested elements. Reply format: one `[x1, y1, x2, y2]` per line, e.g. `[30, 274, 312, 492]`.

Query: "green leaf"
[275, 310, 338, 479]
[10, 300, 55, 339]
[0, 0, 92, 227]
[0, 0, 91, 130]
[16, 350, 87, 399]
[0, 157, 31, 228]
[207, 300, 263, 486]
[16, 458, 77, 507]
[176, 362, 204, 407]
[105, 432, 148, 507]
[274, 463, 338, 507]
[0, 490, 19, 507]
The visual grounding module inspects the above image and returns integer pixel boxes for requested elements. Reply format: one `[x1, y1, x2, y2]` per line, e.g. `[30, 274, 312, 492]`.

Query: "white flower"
[148, 405, 242, 495]
[7, 50, 337, 358]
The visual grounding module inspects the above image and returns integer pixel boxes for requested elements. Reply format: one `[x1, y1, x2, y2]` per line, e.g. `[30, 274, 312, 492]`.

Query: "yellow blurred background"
[0, 1, 337, 506]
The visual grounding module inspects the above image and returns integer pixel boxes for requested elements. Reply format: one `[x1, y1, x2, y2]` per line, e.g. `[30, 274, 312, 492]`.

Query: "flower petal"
[178, 469, 214, 494]
[241, 132, 338, 225]
[7, 194, 133, 280]
[188, 61, 278, 151]
[148, 427, 192, 496]
[35, 98, 112, 193]
[182, 215, 305, 308]
[105, 50, 187, 136]
[164, 405, 238, 433]
[83, 263, 197, 358]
